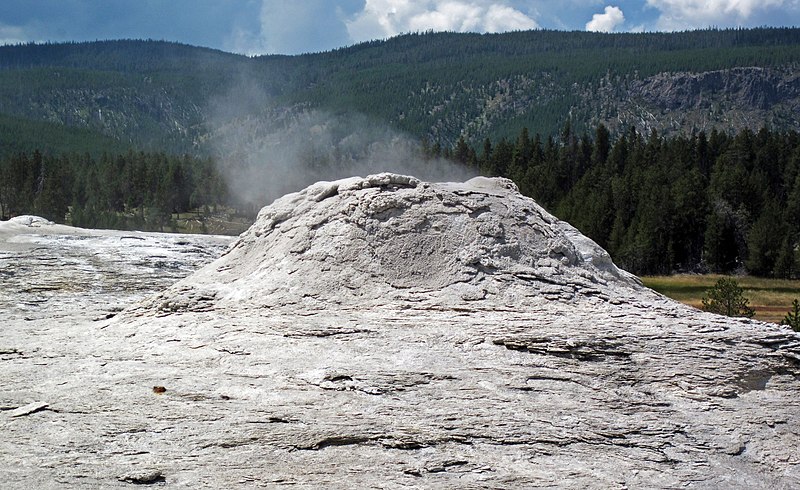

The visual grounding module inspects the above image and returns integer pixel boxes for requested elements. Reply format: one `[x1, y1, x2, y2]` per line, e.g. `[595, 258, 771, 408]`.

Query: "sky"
[0, 0, 799, 56]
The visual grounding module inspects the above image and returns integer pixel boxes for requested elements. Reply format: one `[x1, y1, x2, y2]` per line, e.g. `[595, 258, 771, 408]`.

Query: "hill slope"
[1, 29, 800, 155]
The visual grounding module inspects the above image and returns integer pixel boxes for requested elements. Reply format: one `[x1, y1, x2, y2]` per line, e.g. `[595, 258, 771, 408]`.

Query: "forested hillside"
[287, 28, 800, 145]
[0, 41, 252, 155]
[1, 28, 800, 156]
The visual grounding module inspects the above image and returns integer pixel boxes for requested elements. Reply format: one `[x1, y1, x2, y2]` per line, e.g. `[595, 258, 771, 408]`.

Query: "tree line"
[4, 124, 800, 279]
[441, 124, 800, 278]
[0, 150, 228, 231]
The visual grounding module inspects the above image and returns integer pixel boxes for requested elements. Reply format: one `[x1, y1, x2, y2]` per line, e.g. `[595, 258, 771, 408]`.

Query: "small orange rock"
[152, 386, 167, 394]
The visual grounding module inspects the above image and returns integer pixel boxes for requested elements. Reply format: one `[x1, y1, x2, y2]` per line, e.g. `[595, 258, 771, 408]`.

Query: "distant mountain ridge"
[1, 28, 800, 155]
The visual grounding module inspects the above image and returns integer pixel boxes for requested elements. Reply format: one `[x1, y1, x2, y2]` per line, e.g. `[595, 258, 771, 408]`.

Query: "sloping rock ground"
[2, 176, 800, 488]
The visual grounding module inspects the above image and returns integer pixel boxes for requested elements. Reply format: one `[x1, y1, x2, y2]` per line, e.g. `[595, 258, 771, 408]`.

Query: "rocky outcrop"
[601, 65, 800, 135]
[629, 67, 800, 111]
[423, 65, 800, 144]
[2, 176, 799, 488]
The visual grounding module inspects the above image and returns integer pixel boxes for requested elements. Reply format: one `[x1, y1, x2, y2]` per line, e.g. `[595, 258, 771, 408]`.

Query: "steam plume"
[206, 78, 475, 210]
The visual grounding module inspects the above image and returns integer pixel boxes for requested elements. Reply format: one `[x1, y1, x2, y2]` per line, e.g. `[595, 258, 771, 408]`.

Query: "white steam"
[206, 78, 475, 210]
[227, 0, 352, 56]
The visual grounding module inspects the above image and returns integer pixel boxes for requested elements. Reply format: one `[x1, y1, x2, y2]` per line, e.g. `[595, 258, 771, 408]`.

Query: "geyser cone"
[137, 173, 642, 314]
[89, 175, 800, 486]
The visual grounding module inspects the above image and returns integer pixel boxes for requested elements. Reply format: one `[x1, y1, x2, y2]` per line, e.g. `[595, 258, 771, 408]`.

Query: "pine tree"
[746, 200, 784, 276]
[772, 237, 798, 278]
[592, 123, 610, 166]
[453, 136, 471, 165]
[701, 278, 755, 318]
[781, 299, 800, 331]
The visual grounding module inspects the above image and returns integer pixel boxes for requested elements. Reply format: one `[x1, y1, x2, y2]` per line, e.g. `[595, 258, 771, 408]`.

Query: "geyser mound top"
[137, 173, 644, 314]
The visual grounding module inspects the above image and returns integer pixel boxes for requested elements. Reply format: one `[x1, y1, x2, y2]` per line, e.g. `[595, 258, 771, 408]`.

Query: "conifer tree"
[701, 278, 755, 318]
[781, 299, 800, 331]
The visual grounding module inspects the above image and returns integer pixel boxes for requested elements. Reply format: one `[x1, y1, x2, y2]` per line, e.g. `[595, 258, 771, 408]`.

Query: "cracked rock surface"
[2, 175, 800, 488]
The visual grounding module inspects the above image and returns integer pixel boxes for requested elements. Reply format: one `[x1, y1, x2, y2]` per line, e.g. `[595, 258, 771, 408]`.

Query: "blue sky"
[1, 1, 799, 55]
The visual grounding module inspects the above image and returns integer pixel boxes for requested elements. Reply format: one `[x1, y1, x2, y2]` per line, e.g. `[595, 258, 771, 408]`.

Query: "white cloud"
[346, 0, 538, 42]
[586, 6, 625, 32]
[646, 0, 795, 30]
[484, 4, 540, 32]
[407, 2, 483, 32]
[0, 23, 29, 46]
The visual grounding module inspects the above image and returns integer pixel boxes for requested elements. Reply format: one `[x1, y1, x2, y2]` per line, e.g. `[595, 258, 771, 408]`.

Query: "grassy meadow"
[170, 211, 252, 236]
[640, 274, 800, 324]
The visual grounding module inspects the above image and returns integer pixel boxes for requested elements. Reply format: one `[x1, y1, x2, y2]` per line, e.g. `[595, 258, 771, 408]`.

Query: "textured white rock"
[132, 173, 644, 317]
[1, 175, 799, 488]
[8, 401, 49, 418]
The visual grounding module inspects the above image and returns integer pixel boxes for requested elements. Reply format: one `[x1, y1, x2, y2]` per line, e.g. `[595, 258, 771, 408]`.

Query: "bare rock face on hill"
[2, 174, 800, 488]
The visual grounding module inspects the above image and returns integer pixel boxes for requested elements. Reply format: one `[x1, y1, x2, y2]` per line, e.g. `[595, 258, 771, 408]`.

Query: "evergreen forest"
[0, 150, 227, 232]
[451, 124, 800, 277]
[3, 123, 799, 279]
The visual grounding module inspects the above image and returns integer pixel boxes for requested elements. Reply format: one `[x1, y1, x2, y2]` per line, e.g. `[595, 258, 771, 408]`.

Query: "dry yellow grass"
[640, 274, 800, 324]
